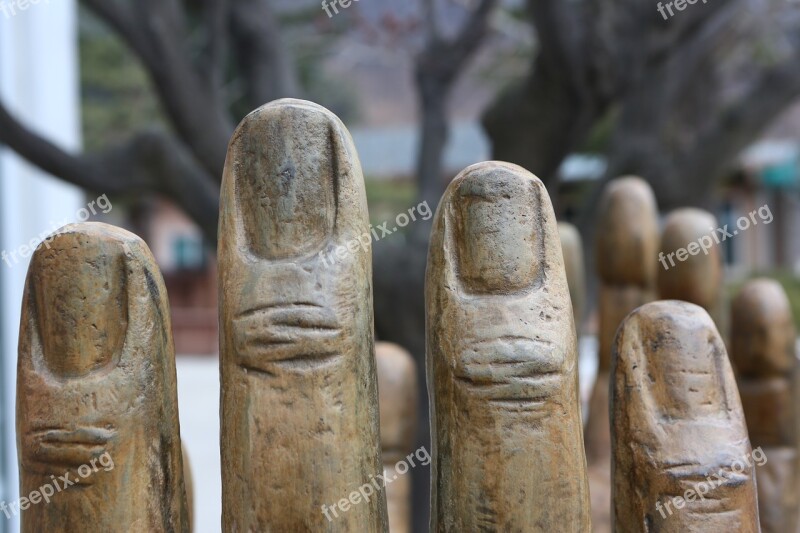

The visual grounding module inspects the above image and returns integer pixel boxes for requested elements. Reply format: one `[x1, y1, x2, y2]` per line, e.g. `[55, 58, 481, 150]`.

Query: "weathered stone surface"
[427, 162, 590, 532]
[183, 444, 194, 531]
[558, 222, 587, 333]
[612, 300, 759, 532]
[219, 99, 386, 531]
[657, 208, 723, 323]
[17, 222, 189, 532]
[731, 279, 798, 532]
[595, 177, 660, 289]
[376, 342, 418, 533]
[587, 177, 658, 532]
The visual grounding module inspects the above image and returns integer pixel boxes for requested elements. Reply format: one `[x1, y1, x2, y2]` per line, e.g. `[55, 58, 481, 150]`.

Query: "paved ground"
[176, 356, 221, 533]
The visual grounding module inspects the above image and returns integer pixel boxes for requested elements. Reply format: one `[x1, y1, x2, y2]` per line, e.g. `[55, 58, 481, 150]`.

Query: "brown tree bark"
[484, 0, 800, 212]
[0, 0, 301, 246]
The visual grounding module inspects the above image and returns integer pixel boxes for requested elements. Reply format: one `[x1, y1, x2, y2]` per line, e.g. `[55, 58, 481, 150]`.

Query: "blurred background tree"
[1, 1, 800, 531]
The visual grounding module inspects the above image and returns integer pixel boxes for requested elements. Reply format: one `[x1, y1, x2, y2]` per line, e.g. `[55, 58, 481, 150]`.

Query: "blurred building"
[726, 140, 800, 276]
[142, 199, 218, 355]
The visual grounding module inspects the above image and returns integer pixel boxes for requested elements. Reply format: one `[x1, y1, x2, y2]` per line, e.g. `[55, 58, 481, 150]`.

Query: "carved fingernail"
[32, 229, 128, 378]
[635, 302, 725, 419]
[454, 164, 540, 293]
[234, 103, 335, 259]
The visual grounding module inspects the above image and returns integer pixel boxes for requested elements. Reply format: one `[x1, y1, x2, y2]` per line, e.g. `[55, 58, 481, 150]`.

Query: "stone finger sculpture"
[182, 444, 194, 532]
[586, 177, 658, 532]
[611, 300, 760, 532]
[731, 279, 798, 533]
[376, 342, 418, 533]
[587, 177, 658, 461]
[219, 99, 387, 531]
[657, 208, 723, 327]
[558, 222, 587, 334]
[17, 222, 189, 532]
[427, 162, 591, 532]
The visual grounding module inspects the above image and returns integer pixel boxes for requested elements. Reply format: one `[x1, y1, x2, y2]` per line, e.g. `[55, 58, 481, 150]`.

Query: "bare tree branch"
[81, 0, 234, 178]
[421, 0, 439, 41]
[80, 0, 158, 65]
[415, 0, 498, 206]
[448, 0, 500, 71]
[229, 0, 301, 109]
[0, 102, 219, 243]
[204, 0, 230, 95]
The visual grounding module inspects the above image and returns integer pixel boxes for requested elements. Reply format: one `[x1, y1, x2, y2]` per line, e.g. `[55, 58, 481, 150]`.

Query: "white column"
[0, 1, 83, 530]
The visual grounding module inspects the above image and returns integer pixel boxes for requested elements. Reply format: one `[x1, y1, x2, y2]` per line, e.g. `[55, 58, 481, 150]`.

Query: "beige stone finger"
[376, 342, 418, 533]
[612, 300, 759, 532]
[731, 279, 798, 532]
[657, 208, 723, 324]
[427, 161, 590, 532]
[558, 222, 587, 333]
[587, 177, 658, 532]
[18, 222, 189, 532]
[219, 99, 386, 531]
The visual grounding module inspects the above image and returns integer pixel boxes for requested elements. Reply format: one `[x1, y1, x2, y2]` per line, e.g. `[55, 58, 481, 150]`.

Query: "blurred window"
[173, 235, 206, 271]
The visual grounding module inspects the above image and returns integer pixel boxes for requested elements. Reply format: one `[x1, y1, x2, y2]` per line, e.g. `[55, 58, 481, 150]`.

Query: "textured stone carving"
[731, 279, 798, 532]
[183, 444, 194, 531]
[17, 222, 189, 532]
[612, 300, 759, 532]
[376, 342, 418, 533]
[558, 222, 587, 334]
[219, 99, 386, 531]
[587, 177, 658, 532]
[657, 208, 723, 325]
[427, 162, 590, 531]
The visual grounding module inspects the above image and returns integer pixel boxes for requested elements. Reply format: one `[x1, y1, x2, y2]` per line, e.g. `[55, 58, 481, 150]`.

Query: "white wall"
[0, 2, 84, 531]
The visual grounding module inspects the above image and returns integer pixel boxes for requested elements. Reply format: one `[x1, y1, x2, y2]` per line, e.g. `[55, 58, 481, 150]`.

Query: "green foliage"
[365, 179, 417, 227]
[79, 9, 165, 152]
[580, 106, 618, 153]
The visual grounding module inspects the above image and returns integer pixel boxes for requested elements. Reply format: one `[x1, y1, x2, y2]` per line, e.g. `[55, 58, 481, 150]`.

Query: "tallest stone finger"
[219, 99, 386, 532]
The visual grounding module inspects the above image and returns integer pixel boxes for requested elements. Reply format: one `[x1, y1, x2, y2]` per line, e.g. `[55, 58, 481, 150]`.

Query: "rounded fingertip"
[731, 278, 796, 377]
[376, 342, 418, 457]
[595, 176, 659, 286]
[226, 101, 339, 260]
[30, 223, 130, 378]
[616, 300, 734, 421]
[442, 162, 551, 294]
[657, 208, 722, 309]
